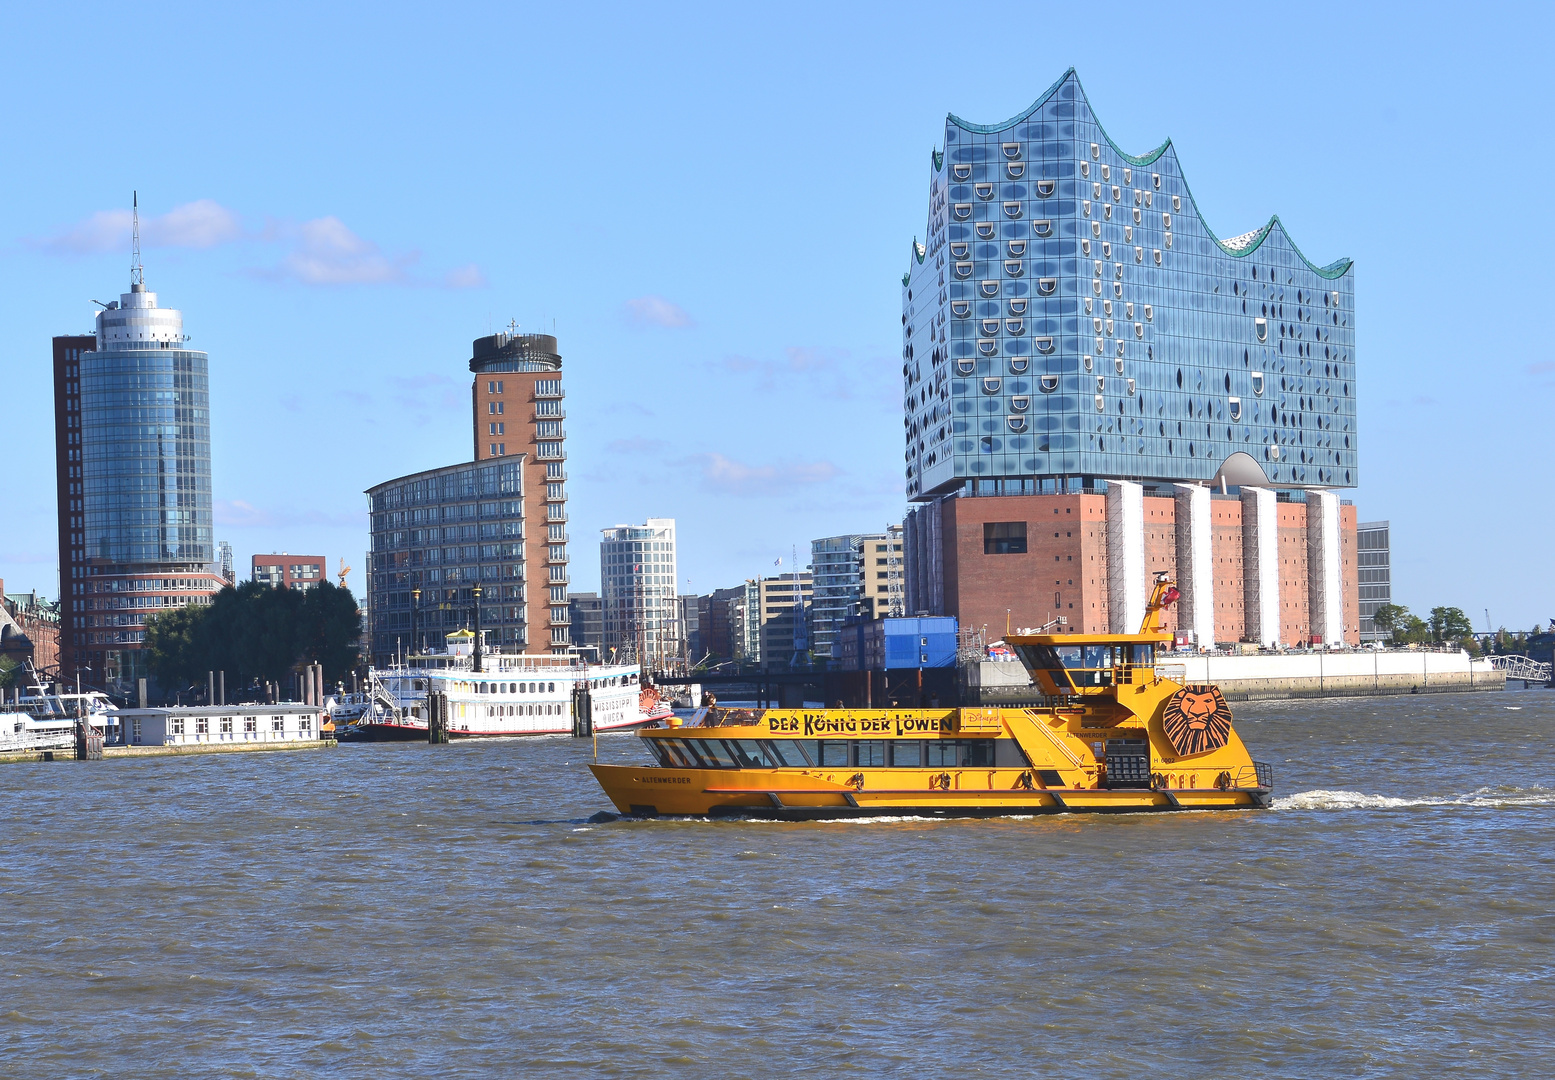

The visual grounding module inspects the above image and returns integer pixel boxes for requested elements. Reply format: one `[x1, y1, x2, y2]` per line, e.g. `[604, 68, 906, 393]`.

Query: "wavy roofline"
[934, 69, 1352, 280]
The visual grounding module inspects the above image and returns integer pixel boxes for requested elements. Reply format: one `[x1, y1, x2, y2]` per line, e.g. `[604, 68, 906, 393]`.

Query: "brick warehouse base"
[907, 487, 1359, 648]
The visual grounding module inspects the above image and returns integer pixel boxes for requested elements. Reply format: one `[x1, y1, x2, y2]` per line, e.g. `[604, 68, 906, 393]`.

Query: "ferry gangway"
[1488, 655, 1552, 682]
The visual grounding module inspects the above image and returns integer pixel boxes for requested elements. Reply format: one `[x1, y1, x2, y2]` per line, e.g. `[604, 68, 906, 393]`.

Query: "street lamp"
[411, 587, 421, 657]
[472, 583, 483, 673]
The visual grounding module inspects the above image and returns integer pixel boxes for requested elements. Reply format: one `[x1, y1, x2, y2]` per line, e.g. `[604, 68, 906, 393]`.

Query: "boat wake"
[1276, 786, 1555, 812]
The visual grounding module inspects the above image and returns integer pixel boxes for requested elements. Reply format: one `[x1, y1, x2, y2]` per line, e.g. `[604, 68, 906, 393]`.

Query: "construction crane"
[337, 557, 352, 589]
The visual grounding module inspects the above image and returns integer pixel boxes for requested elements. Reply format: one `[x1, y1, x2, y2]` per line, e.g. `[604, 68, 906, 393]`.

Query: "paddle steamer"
[344, 630, 672, 740]
[589, 577, 1272, 818]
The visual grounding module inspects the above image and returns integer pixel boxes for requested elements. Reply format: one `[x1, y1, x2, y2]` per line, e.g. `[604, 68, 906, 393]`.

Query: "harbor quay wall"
[966, 650, 1505, 704]
[0, 739, 336, 765]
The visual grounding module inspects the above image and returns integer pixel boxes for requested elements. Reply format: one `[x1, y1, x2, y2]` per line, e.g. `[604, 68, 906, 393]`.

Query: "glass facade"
[904, 69, 1356, 500]
[810, 534, 865, 659]
[82, 339, 211, 563]
[1357, 520, 1391, 641]
[367, 459, 526, 663]
[599, 519, 678, 665]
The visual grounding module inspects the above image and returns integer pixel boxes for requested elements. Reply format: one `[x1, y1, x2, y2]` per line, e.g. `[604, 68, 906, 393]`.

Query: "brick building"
[906, 485, 1357, 648]
[252, 554, 326, 590]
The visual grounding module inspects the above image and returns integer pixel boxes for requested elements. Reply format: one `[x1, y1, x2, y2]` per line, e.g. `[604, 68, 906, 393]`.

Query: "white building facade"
[600, 518, 679, 666]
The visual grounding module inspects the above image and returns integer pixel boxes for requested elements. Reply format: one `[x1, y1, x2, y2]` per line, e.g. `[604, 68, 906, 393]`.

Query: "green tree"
[145, 602, 212, 689]
[296, 582, 362, 687]
[0, 655, 18, 689]
[1371, 603, 1408, 641]
[1429, 606, 1474, 644]
[1400, 615, 1430, 645]
[144, 581, 362, 697]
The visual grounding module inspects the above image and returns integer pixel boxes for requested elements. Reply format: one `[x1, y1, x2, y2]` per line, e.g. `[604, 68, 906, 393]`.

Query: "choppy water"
[3, 690, 1553, 1078]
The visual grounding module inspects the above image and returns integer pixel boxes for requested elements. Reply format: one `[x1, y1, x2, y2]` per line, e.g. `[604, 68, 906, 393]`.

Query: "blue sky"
[2, 2, 1551, 632]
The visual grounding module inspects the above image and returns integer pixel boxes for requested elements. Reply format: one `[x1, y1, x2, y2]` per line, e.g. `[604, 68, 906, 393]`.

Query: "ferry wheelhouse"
[346, 630, 671, 740]
[589, 578, 1273, 818]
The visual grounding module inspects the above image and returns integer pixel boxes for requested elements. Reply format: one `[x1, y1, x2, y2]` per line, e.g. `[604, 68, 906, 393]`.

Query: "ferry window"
[891, 741, 925, 768]
[764, 739, 812, 767]
[683, 740, 740, 768]
[548, 683, 556, 693]
[1083, 645, 1115, 668]
[856, 740, 887, 767]
[1054, 645, 1085, 668]
[648, 739, 682, 766]
[220, 717, 233, 734]
[993, 739, 1030, 768]
[196, 717, 209, 735]
[815, 740, 850, 767]
[728, 740, 770, 767]
[171, 718, 184, 735]
[927, 740, 995, 768]
[1129, 644, 1155, 665]
[983, 521, 1027, 554]
[1013, 643, 1075, 690]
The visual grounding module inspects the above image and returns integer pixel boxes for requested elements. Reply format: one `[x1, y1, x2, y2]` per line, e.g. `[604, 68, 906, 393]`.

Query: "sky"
[2, 1, 1551, 633]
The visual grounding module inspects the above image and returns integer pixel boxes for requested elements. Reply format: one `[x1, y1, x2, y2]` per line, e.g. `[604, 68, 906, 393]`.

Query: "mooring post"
[138, 678, 147, 710]
[207, 671, 214, 706]
[219, 670, 226, 706]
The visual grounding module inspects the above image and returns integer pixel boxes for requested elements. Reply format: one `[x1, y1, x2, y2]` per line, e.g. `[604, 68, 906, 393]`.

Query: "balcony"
[545, 508, 569, 523]
[535, 386, 565, 400]
[548, 570, 570, 585]
[536, 445, 566, 461]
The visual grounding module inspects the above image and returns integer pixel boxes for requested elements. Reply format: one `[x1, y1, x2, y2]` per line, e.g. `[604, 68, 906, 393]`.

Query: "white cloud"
[623, 295, 695, 328]
[682, 452, 840, 496]
[30, 199, 244, 254]
[274, 216, 416, 286]
[443, 263, 487, 289]
[149, 200, 244, 248]
[30, 201, 480, 290]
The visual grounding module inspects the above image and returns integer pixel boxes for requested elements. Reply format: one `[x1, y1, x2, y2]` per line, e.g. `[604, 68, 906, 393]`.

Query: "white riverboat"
[342, 630, 672, 741]
[1, 678, 120, 753]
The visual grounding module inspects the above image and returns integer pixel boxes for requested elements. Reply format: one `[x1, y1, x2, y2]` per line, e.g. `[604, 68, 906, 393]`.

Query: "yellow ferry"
[589, 577, 1273, 818]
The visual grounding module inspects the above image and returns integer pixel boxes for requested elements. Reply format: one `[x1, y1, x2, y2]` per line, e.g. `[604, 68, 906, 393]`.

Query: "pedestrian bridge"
[1488, 655, 1552, 682]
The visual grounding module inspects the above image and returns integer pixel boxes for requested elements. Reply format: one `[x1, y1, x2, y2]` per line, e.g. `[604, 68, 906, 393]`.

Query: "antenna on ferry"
[130, 191, 144, 289]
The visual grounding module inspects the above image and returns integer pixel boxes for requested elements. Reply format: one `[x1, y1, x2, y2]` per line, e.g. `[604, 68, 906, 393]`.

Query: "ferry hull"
[589, 764, 1270, 819]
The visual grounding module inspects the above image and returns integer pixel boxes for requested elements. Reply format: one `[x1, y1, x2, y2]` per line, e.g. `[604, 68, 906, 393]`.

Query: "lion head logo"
[1161, 685, 1233, 756]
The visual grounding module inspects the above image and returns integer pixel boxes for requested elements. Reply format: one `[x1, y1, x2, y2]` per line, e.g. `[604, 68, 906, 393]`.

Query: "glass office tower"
[60, 265, 222, 694]
[903, 69, 1357, 500]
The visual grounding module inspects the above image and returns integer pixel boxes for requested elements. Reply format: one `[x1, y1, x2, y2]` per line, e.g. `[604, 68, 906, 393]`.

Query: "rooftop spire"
[130, 190, 144, 291]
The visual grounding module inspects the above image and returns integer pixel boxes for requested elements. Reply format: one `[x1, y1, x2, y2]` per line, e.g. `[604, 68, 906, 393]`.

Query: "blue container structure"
[836, 617, 958, 672]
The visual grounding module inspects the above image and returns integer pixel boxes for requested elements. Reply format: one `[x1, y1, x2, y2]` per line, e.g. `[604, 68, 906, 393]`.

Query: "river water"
[3, 689, 1553, 1078]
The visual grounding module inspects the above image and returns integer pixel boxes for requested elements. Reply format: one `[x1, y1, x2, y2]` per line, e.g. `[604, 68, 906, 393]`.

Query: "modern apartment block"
[754, 572, 813, 666]
[367, 459, 525, 660]
[54, 240, 222, 693]
[599, 518, 679, 665]
[809, 534, 865, 660]
[809, 529, 906, 659]
[367, 329, 570, 662]
[471, 331, 569, 651]
[252, 554, 326, 590]
[694, 586, 746, 661]
[1356, 521, 1391, 641]
[567, 591, 603, 656]
[902, 71, 1363, 648]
